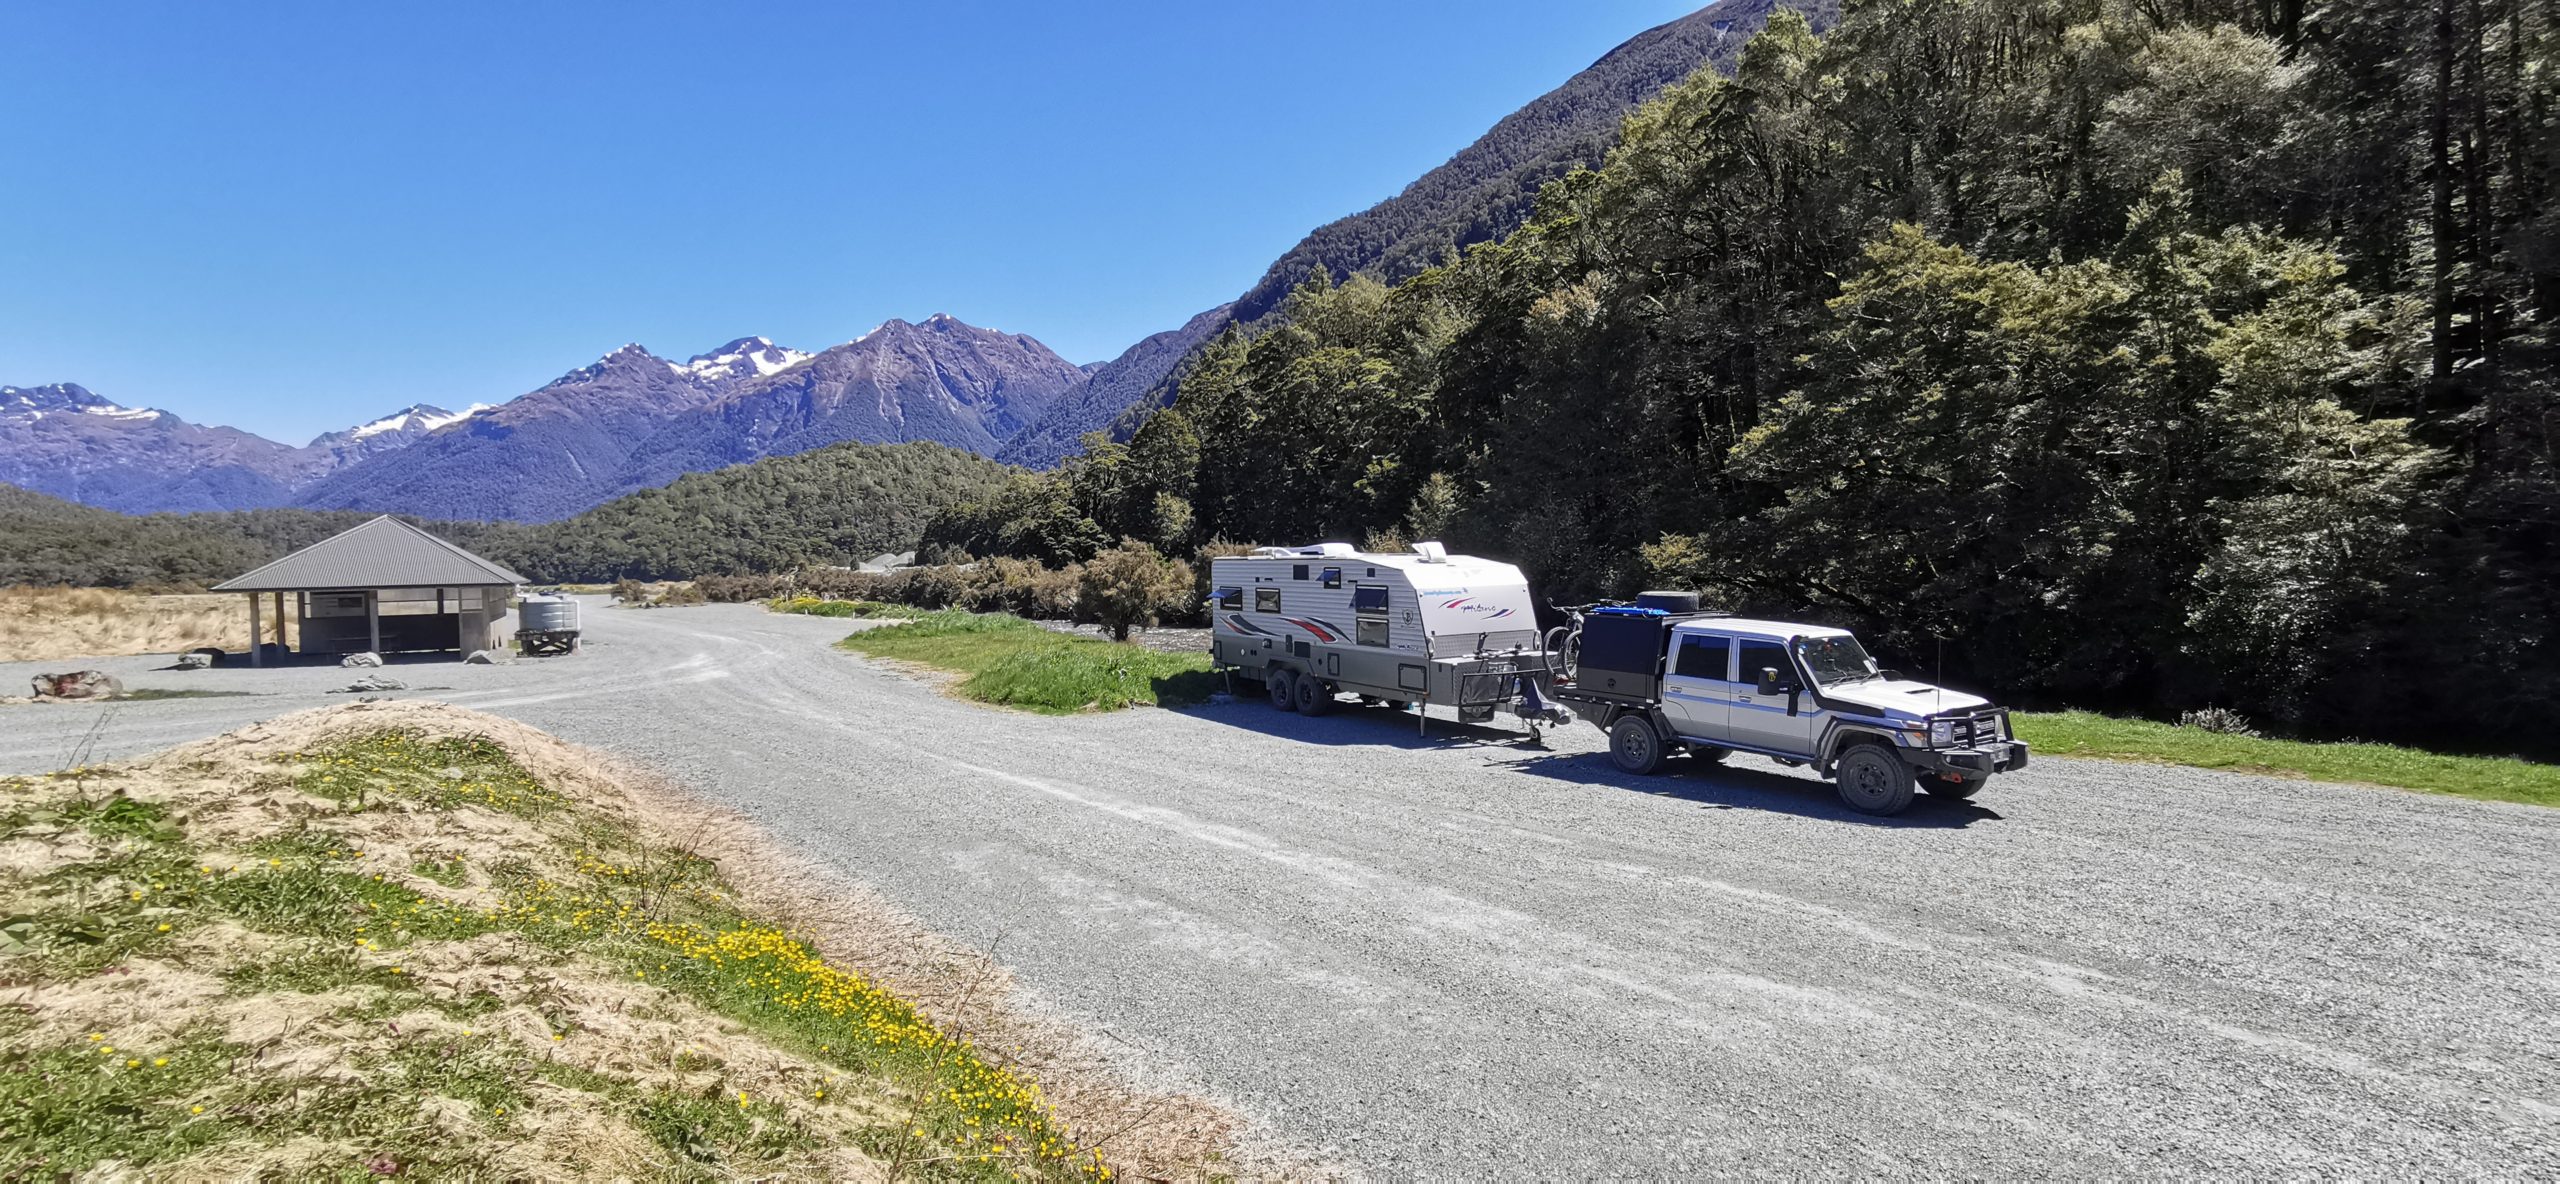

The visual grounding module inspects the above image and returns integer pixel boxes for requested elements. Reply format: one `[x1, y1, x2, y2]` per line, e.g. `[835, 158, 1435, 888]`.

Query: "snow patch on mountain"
[673, 336, 812, 383]
[344, 403, 493, 441]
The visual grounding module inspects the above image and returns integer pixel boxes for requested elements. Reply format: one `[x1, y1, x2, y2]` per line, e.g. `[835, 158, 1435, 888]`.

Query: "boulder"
[174, 652, 213, 671]
[341, 652, 384, 668]
[31, 671, 122, 700]
[185, 647, 225, 667]
[464, 650, 502, 665]
[337, 675, 406, 693]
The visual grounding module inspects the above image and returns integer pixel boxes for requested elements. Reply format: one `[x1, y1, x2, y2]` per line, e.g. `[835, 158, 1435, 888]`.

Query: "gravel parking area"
[6, 601, 2555, 1175]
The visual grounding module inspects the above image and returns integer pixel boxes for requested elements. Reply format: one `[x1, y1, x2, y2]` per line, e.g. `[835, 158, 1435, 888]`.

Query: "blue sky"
[0, 1, 1699, 443]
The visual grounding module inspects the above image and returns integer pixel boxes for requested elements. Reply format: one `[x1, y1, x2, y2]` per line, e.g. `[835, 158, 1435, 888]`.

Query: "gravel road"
[6, 602, 2556, 1175]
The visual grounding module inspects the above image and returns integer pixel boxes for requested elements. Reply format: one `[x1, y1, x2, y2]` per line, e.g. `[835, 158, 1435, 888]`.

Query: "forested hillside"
[922, 0, 2560, 754]
[495, 440, 1013, 581]
[0, 442, 1013, 587]
[1006, 0, 1841, 469]
[1229, 0, 1840, 325]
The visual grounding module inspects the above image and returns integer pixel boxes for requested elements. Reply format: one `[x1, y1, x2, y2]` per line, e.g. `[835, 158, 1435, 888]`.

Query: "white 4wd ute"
[1549, 600, 2028, 816]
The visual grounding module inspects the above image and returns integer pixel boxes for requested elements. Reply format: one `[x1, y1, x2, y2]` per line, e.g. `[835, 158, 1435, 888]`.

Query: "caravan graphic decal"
[1222, 614, 1276, 636]
[1438, 597, 1517, 620]
[1281, 616, 1350, 643]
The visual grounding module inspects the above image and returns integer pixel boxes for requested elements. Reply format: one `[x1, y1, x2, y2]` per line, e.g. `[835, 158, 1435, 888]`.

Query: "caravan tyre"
[1266, 669, 1299, 711]
[1609, 717, 1666, 775]
[1294, 675, 1336, 716]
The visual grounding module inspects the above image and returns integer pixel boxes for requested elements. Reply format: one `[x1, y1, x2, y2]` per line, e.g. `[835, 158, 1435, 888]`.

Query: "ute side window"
[1215, 586, 1242, 611]
[1738, 640, 1794, 690]
[1255, 587, 1282, 614]
[1674, 635, 1731, 680]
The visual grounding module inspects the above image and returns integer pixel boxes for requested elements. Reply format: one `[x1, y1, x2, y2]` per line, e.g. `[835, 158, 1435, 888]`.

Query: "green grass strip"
[837, 611, 1217, 713]
[767, 597, 908, 619]
[2014, 710, 2560, 807]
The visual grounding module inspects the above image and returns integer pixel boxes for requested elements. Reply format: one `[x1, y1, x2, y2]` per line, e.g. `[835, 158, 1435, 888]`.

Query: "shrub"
[2178, 706, 2262, 737]
[1077, 541, 1193, 641]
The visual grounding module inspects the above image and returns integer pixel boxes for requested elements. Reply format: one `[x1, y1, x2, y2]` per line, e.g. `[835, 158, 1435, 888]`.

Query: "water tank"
[518, 594, 580, 633]
[1634, 590, 1703, 614]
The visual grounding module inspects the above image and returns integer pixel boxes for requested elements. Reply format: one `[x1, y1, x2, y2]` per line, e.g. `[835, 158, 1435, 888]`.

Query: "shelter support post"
[247, 594, 262, 668]
[272, 592, 286, 651]
[367, 592, 383, 656]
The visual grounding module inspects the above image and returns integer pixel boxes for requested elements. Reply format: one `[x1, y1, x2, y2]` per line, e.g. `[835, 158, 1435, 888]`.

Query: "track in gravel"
[6, 602, 2556, 1175]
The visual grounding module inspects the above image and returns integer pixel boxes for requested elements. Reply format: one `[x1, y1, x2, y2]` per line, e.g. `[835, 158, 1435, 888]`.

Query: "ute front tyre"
[1293, 674, 1337, 716]
[1267, 669, 1299, 711]
[1609, 717, 1666, 775]
[1835, 745, 1917, 816]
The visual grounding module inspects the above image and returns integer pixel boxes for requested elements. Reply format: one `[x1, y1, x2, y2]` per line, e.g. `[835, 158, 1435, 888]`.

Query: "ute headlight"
[1929, 719, 1957, 747]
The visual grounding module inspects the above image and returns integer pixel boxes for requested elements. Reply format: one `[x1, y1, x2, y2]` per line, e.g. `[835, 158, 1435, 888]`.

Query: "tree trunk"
[2432, 0, 2459, 385]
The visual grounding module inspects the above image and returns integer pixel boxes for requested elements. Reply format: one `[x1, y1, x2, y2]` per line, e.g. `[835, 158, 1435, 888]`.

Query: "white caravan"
[1208, 543, 1571, 732]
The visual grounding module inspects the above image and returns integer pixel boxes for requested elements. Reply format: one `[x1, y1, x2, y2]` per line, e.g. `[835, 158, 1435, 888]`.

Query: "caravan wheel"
[1293, 675, 1336, 716]
[1266, 669, 1299, 711]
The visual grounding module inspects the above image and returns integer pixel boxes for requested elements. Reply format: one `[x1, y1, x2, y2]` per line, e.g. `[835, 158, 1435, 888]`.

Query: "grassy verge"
[0, 723, 1115, 1179]
[767, 596, 908, 620]
[2014, 710, 2560, 808]
[837, 611, 1217, 714]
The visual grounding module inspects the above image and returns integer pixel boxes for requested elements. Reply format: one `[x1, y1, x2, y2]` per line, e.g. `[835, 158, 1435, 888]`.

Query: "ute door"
[1659, 631, 1733, 740]
[1728, 636, 1822, 757]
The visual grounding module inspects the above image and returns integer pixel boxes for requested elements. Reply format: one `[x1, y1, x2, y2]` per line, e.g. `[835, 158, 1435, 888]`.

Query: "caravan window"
[1357, 619, 1389, 647]
[1292, 564, 1308, 581]
[1215, 587, 1242, 611]
[1321, 567, 1342, 588]
[1255, 587, 1281, 613]
[1352, 586, 1389, 613]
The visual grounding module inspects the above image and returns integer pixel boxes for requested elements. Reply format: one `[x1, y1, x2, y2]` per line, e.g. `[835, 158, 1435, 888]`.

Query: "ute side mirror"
[1756, 668, 1788, 697]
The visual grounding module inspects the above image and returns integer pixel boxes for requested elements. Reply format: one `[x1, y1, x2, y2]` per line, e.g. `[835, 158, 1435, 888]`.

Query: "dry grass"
[0, 586, 291, 663]
[1, 701, 1265, 1179]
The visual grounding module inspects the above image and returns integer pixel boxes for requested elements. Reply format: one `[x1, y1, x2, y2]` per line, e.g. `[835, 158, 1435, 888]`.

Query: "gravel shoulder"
[6, 602, 2556, 1175]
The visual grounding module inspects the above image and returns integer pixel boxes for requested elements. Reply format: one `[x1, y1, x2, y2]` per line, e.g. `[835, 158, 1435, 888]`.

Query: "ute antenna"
[1935, 636, 1945, 717]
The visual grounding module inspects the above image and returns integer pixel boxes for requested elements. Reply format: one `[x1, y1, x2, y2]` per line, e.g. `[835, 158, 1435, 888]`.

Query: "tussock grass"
[0, 586, 286, 663]
[838, 611, 1218, 713]
[0, 712, 1131, 1180]
[2015, 710, 2560, 808]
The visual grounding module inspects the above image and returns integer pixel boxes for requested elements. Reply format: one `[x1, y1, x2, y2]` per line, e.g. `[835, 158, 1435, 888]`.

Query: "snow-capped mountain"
[672, 337, 812, 384]
[6, 317, 1085, 520]
[0, 384, 506, 513]
[296, 317, 1085, 522]
[0, 383, 317, 512]
[306, 402, 495, 466]
[2, 383, 165, 424]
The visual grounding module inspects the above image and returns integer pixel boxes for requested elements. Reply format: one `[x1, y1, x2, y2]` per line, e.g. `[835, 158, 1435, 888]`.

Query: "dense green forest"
[1226, 0, 1843, 325]
[925, 0, 2560, 754]
[0, 442, 1011, 587]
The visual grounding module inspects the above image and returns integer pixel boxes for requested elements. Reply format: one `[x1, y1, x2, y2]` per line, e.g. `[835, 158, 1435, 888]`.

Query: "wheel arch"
[1819, 724, 1904, 776]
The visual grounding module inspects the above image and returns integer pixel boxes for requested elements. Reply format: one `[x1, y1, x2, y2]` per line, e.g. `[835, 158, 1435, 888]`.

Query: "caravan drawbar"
[1208, 543, 1572, 733]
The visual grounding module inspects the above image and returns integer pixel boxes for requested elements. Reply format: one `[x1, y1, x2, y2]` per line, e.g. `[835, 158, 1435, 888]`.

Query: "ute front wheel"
[1834, 745, 1917, 816]
[1266, 669, 1299, 711]
[1609, 717, 1666, 775]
